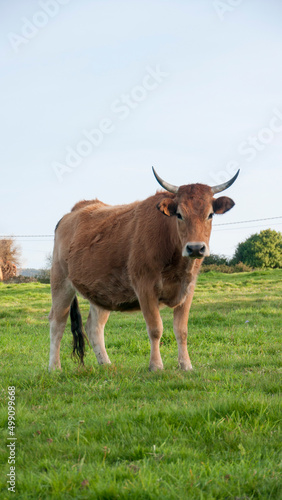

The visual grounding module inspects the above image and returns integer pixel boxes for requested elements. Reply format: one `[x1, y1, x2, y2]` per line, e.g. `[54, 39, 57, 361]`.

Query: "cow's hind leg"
[85, 304, 111, 365]
[49, 278, 75, 370]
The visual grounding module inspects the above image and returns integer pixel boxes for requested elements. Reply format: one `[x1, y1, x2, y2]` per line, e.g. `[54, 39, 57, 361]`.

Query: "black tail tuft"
[70, 296, 87, 365]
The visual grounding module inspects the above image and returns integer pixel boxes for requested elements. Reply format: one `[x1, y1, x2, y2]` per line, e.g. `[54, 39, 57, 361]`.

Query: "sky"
[1, 0, 282, 269]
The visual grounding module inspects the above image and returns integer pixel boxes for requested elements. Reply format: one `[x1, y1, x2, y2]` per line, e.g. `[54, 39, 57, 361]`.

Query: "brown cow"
[49, 168, 239, 371]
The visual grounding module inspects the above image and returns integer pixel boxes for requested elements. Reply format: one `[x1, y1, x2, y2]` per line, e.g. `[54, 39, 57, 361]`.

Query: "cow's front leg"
[138, 294, 163, 371]
[173, 292, 194, 371]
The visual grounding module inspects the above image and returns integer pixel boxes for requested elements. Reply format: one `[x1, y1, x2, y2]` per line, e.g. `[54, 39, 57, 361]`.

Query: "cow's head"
[153, 167, 239, 259]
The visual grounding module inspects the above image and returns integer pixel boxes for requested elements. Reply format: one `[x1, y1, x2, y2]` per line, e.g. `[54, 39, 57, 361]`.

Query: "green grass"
[0, 270, 281, 499]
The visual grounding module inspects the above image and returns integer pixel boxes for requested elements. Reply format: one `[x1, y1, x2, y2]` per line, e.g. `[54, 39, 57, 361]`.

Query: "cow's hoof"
[179, 361, 193, 371]
[98, 359, 112, 366]
[48, 364, 62, 372]
[149, 363, 164, 371]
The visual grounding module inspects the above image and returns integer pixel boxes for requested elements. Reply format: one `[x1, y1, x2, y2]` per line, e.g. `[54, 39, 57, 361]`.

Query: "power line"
[213, 222, 282, 232]
[0, 216, 281, 239]
[213, 216, 282, 226]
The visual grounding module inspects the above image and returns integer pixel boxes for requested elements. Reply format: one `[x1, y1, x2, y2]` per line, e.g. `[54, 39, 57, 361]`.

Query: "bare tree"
[0, 239, 21, 281]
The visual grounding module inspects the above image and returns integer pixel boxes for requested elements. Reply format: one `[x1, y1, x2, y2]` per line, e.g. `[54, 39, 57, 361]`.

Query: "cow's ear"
[157, 198, 177, 217]
[213, 196, 235, 214]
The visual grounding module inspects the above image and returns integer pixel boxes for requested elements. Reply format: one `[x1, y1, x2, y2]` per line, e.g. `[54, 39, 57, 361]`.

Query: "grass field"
[0, 270, 281, 499]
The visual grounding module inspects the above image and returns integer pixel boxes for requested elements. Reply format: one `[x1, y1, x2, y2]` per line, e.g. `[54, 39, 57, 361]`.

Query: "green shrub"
[232, 229, 282, 268]
[201, 262, 253, 273]
[202, 253, 229, 265]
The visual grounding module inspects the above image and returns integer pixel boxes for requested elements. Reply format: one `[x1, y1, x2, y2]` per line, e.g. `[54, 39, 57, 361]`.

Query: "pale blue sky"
[1, 0, 282, 268]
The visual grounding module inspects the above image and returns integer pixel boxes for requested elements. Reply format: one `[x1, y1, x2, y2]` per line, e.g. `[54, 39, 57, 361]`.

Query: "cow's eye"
[208, 213, 214, 220]
[176, 212, 183, 220]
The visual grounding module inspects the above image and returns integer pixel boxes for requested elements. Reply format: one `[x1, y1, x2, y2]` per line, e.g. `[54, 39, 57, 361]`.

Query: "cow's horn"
[211, 169, 240, 194]
[152, 167, 179, 194]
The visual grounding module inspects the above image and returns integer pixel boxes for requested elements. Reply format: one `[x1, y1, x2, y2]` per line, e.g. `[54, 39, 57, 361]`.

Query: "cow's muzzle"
[183, 242, 209, 259]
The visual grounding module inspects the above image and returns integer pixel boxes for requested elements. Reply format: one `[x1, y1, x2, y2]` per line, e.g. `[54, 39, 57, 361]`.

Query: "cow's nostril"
[186, 245, 194, 256]
[199, 245, 206, 255]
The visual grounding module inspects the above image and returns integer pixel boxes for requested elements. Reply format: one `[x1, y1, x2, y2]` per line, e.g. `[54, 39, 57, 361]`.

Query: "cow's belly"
[71, 269, 140, 312]
[75, 279, 187, 311]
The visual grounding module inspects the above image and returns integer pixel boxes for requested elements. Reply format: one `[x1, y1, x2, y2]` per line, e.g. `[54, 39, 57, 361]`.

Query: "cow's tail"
[70, 295, 88, 365]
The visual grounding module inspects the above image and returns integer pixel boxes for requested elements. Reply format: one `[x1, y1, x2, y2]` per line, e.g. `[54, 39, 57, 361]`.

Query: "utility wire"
[213, 216, 282, 226]
[213, 222, 282, 232]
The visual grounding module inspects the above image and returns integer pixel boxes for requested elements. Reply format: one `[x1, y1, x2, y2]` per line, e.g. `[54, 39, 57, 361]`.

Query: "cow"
[49, 167, 239, 372]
